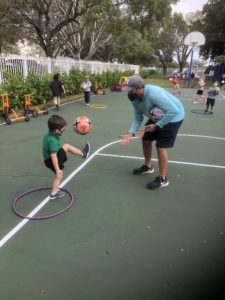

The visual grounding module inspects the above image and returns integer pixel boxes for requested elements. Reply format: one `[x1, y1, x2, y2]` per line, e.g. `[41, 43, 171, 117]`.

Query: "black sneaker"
[56, 105, 59, 111]
[49, 190, 65, 199]
[147, 176, 169, 190]
[82, 143, 90, 159]
[133, 164, 154, 175]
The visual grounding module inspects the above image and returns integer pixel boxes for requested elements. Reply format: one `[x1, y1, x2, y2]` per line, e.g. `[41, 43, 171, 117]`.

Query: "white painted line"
[0, 139, 121, 249]
[178, 134, 225, 141]
[1, 133, 225, 248]
[96, 153, 225, 169]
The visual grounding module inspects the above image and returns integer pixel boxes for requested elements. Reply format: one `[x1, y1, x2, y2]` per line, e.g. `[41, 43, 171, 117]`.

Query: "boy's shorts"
[44, 148, 67, 173]
[142, 119, 183, 148]
[206, 97, 215, 106]
[197, 90, 204, 95]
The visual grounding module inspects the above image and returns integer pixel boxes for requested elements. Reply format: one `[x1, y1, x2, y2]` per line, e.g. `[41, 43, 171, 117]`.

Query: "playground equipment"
[93, 82, 105, 95]
[0, 93, 29, 125]
[111, 76, 128, 92]
[24, 94, 48, 117]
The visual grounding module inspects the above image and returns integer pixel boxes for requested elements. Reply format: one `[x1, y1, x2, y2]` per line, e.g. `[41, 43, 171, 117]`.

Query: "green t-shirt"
[43, 132, 60, 161]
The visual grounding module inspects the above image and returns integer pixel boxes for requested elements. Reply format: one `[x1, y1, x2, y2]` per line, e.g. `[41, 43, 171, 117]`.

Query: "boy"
[43, 115, 90, 199]
[50, 73, 65, 111]
[205, 81, 220, 114]
[81, 75, 92, 105]
[171, 75, 181, 95]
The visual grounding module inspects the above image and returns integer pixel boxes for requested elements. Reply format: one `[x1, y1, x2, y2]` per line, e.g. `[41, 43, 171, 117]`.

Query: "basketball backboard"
[184, 31, 205, 47]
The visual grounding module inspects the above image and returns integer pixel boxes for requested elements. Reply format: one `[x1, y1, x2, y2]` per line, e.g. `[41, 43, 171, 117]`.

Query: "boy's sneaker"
[49, 190, 65, 199]
[133, 164, 154, 175]
[82, 143, 90, 159]
[147, 176, 169, 190]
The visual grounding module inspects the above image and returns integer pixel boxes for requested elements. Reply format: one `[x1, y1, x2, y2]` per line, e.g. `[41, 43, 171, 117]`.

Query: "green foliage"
[204, 65, 212, 75]
[199, 0, 225, 59]
[214, 55, 225, 64]
[0, 69, 134, 108]
[140, 69, 158, 78]
[1, 72, 26, 107]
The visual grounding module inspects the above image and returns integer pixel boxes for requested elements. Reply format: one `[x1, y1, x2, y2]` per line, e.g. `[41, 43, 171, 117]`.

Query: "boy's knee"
[62, 143, 69, 151]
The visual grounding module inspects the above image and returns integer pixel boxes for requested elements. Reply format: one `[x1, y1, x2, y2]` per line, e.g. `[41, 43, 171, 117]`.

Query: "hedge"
[0, 68, 134, 108]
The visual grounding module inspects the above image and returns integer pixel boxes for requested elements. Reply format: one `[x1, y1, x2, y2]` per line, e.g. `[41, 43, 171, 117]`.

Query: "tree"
[9, 0, 104, 57]
[0, 0, 21, 53]
[198, 0, 225, 59]
[152, 19, 176, 75]
[172, 13, 192, 73]
[120, 0, 178, 33]
[56, 2, 118, 60]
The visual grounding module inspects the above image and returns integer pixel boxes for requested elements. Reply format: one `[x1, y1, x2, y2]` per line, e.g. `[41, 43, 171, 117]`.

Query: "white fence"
[0, 54, 139, 83]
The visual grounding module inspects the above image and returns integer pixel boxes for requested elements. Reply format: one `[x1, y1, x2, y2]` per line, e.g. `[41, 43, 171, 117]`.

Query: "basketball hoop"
[184, 31, 205, 48]
[184, 31, 205, 88]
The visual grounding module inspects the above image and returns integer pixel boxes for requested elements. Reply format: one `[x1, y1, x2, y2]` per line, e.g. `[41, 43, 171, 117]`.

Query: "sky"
[172, 0, 208, 62]
[172, 0, 208, 15]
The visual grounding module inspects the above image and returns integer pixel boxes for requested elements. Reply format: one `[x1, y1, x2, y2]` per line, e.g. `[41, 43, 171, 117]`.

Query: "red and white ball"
[73, 116, 92, 135]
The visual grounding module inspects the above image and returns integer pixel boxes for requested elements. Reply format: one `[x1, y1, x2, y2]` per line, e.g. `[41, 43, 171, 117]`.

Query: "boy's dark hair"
[48, 115, 67, 132]
[53, 73, 60, 81]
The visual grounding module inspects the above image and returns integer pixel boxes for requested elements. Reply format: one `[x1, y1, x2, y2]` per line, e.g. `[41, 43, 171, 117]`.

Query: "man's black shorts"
[142, 119, 183, 148]
[44, 148, 67, 173]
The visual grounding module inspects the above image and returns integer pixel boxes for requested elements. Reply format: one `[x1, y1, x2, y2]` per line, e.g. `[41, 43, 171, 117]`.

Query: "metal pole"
[188, 48, 194, 88]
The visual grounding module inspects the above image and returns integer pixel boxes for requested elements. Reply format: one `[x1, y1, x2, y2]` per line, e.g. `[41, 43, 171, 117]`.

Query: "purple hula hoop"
[12, 187, 74, 220]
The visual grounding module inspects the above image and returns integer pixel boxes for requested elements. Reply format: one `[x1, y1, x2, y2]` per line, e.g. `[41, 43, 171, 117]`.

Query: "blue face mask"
[128, 92, 139, 102]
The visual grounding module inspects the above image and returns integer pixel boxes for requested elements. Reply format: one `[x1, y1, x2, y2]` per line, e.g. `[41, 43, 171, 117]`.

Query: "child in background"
[81, 75, 92, 106]
[50, 73, 65, 111]
[43, 115, 90, 199]
[170, 75, 181, 95]
[205, 81, 220, 114]
[181, 72, 187, 88]
[191, 72, 196, 88]
[221, 74, 225, 90]
[193, 75, 206, 104]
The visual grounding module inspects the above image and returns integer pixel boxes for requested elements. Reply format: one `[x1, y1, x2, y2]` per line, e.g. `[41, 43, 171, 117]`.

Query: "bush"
[140, 69, 158, 78]
[0, 69, 134, 108]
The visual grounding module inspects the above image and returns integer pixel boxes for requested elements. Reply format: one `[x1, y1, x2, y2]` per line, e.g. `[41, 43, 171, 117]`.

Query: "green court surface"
[0, 88, 225, 300]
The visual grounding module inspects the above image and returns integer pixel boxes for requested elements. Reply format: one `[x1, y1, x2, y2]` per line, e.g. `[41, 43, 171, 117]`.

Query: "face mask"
[57, 128, 65, 136]
[128, 92, 140, 102]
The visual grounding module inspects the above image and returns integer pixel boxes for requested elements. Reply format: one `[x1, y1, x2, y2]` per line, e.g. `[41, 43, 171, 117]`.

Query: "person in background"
[221, 74, 225, 90]
[182, 71, 188, 88]
[205, 81, 220, 114]
[50, 73, 65, 111]
[81, 75, 92, 106]
[190, 72, 196, 88]
[193, 75, 206, 104]
[171, 75, 181, 95]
